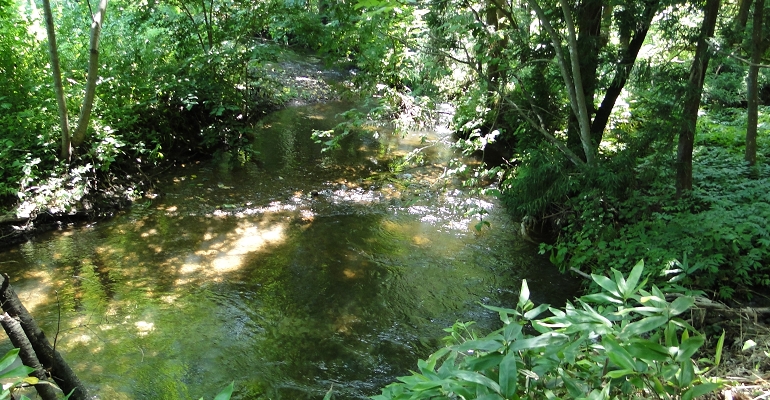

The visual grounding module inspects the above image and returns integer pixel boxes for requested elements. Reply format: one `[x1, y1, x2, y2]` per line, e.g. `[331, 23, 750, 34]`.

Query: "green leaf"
[581, 293, 622, 304]
[509, 332, 568, 352]
[518, 280, 530, 309]
[591, 274, 620, 297]
[499, 351, 518, 398]
[0, 348, 20, 372]
[714, 330, 726, 368]
[523, 303, 550, 320]
[621, 315, 668, 338]
[0, 365, 34, 379]
[678, 359, 695, 387]
[465, 354, 504, 372]
[502, 321, 523, 342]
[626, 339, 670, 362]
[213, 381, 234, 400]
[682, 383, 720, 400]
[453, 371, 501, 394]
[625, 260, 645, 296]
[605, 369, 635, 378]
[669, 296, 695, 316]
[603, 336, 636, 371]
[675, 336, 705, 362]
[613, 268, 628, 298]
[456, 337, 504, 352]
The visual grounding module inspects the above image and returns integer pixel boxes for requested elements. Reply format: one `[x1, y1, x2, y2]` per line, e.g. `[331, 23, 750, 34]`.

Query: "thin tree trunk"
[71, 0, 108, 147]
[530, 0, 592, 165]
[591, 0, 660, 144]
[0, 274, 89, 400]
[676, 0, 720, 196]
[41, 0, 70, 162]
[0, 313, 59, 400]
[746, 0, 763, 166]
[559, 0, 594, 165]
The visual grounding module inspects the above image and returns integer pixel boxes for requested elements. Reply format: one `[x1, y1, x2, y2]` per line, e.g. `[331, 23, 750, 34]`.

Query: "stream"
[0, 101, 580, 399]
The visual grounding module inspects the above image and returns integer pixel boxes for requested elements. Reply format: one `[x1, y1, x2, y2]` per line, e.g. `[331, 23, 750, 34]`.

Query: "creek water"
[0, 101, 579, 399]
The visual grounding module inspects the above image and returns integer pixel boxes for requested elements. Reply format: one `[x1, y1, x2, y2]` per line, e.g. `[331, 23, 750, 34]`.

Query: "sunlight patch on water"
[177, 220, 287, 284]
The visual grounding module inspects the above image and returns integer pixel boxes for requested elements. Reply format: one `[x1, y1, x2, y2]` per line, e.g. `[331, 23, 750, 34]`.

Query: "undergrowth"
[374, 262, 723, 399]
[536, 108, 770, 300]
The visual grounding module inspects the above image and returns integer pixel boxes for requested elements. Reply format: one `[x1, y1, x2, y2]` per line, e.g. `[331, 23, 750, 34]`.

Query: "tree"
[676, 0, 721, 196]
[745, 0, 764, 166]
[42, 0, 109, 161]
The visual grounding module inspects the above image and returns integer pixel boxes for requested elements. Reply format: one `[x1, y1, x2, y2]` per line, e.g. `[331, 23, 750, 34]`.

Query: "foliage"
[374, 262, 722, 400]
[0, 348, 48, 400]
[539, 109, 770, 299]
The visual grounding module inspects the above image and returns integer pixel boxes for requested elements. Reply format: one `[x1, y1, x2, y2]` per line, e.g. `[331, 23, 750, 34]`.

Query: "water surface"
[0, 102, 579, 399]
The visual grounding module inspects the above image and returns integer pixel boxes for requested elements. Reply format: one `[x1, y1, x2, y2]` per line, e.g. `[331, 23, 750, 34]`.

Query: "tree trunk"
[0, 274, 89, 400]
[41, 0, 70, 162]
[676, 0, 720, 196]
[71, 0, 108, 147]
[0, 313, 59, 400]
[746, 0, 763, 166]
[591, 0, 660, 144]
[559, 0, 594, 165]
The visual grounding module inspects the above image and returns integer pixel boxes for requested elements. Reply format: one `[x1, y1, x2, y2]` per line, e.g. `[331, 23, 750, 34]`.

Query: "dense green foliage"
[374, 262, 722, 399]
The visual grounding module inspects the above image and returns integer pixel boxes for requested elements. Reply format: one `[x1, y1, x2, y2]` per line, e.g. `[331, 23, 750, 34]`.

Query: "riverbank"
[0, 51, 348, 250]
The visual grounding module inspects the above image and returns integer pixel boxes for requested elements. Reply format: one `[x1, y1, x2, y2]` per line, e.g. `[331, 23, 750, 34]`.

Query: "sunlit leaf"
[518, 280, 530, 308]
[621, 315, 668, 338]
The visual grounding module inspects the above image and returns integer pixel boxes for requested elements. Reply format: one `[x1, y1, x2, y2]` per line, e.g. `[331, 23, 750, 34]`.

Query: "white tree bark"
[71, 0, 109, 146]
[41, 0, 70, 161]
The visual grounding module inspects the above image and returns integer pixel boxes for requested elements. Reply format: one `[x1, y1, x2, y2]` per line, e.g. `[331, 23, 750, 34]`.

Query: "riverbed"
[0, 101, 579, 399]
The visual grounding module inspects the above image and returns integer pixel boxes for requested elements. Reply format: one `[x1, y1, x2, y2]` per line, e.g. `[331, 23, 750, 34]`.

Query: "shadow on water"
[0, 101, 580, 399]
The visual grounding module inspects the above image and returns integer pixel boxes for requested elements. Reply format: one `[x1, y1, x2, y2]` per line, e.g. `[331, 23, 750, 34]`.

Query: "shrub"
[373, 261, 722, 400]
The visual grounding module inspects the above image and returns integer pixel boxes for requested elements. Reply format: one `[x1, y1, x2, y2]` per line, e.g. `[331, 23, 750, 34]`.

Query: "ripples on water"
[0, 102, 580, 399]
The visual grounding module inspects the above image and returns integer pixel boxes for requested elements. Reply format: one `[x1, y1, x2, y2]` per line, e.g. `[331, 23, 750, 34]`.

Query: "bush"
[373, 261, 722, 400]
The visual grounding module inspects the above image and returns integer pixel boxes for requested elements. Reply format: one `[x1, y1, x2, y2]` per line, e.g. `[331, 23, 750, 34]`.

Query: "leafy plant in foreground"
[373, 261, 722, 399]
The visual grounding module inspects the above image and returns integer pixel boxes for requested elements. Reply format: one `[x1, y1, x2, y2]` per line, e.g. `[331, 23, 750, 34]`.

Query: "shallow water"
[0, 102, 580, 399]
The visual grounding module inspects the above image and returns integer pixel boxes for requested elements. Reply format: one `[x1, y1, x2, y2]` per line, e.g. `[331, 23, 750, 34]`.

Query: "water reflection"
[0, 101, 580, 399]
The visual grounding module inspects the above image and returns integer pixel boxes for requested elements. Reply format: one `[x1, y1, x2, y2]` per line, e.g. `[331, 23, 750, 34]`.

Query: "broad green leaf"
[678, 359, 695, 387]
[625, 260, 645, 296]
[560, 371, 584, 398]
[676, 336, 705, 362]
[482, 304, 518, 317]
[0, 365, 34, 379]
[453, 371, 501, 394]
[503, 321, 523, 342]
[603, 336, 636, 371]
[682, 383, 720, 400]
[591, 274, 620, 297]
[621, 315, 668, 338]
[499, 351, 518, 398]
[612, 268, 628, 297]
[456, 337, 504, 352]
[581, 293, 622, 304]
[0, 349, 20, 372]
[523, 303, 550, 320]
[604, 369, 635, 378]
[213, 381, 234, 400]
[509, 332, 568, 352]
[669, 296, 695, 316]
[626, 339, 670, 362]
[465, 354, 504, 372]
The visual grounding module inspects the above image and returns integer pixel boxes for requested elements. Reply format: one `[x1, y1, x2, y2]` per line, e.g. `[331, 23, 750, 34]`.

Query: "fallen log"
[0, 273, 88, 400]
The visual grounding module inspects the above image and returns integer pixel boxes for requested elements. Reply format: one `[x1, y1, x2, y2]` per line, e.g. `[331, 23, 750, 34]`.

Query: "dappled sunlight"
[176, 219, 287, 284]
